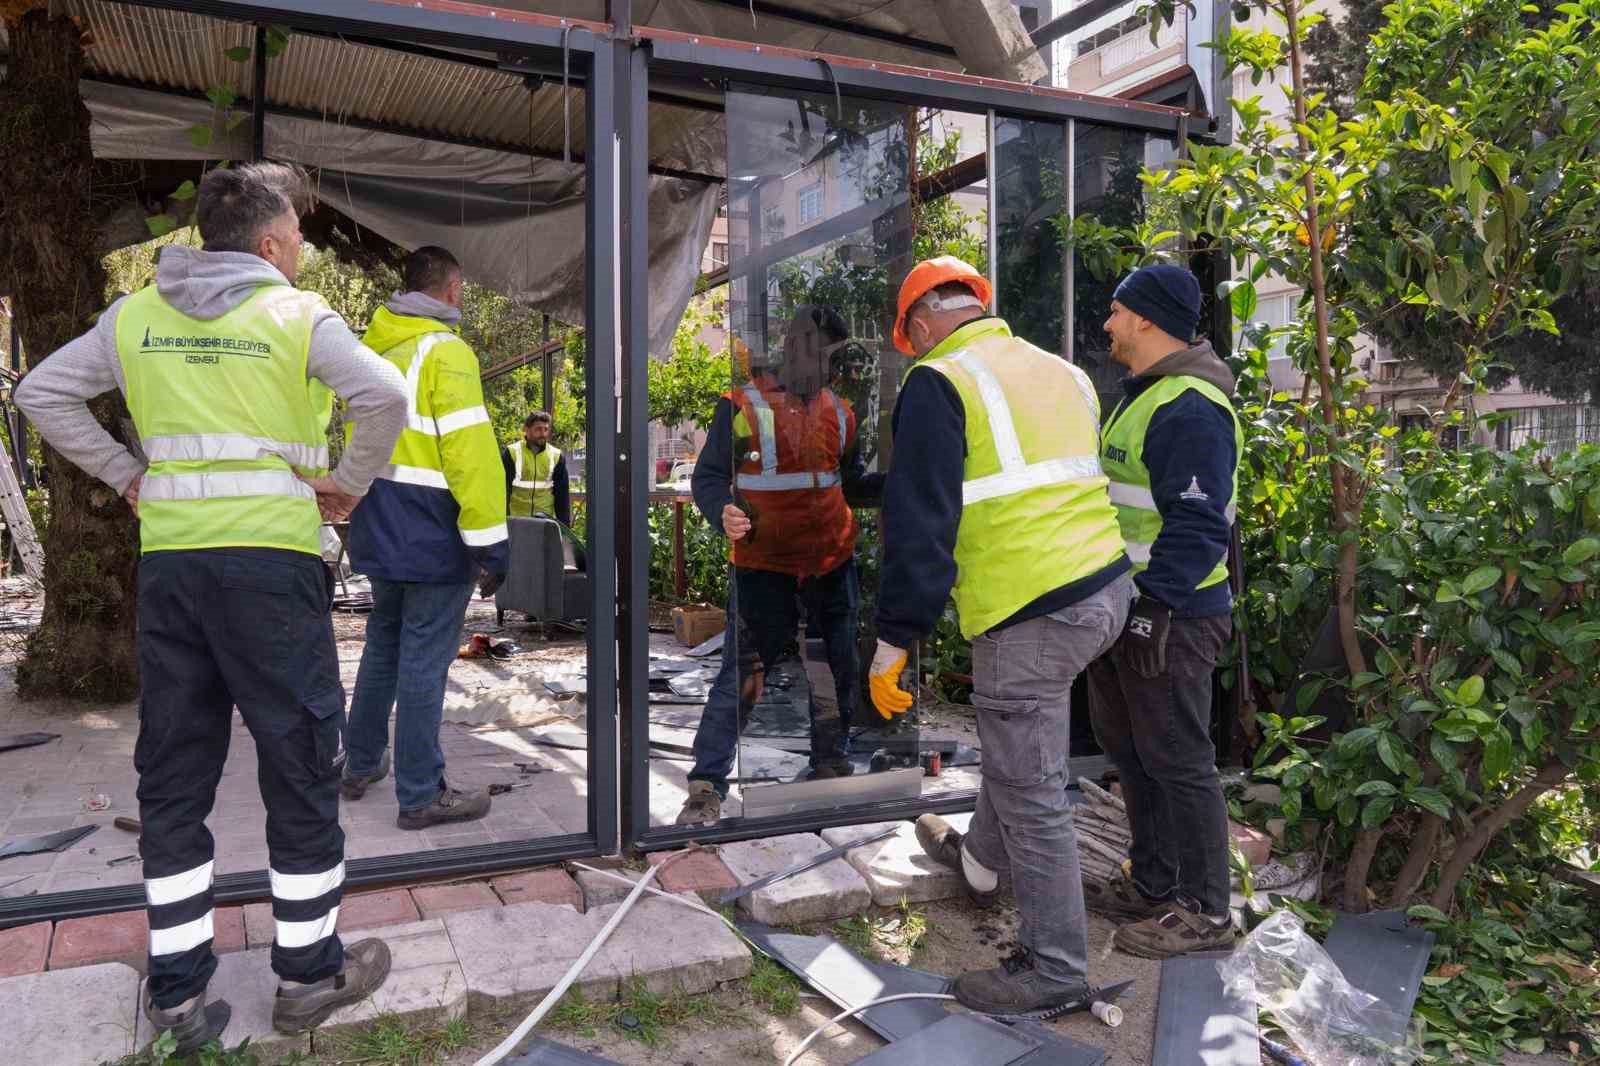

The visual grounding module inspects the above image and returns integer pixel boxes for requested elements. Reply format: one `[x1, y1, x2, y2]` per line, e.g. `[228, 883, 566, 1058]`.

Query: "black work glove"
[1121, 597, 1172, 679]
[477, 567, 506, 599]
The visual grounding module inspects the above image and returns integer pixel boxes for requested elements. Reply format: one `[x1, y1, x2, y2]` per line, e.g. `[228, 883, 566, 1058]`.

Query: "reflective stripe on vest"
[141, 469, 315, 502]
[734, 383, 848, 491]
[945, 350, 1104, 506]
[403, 333, 454, 436]
[380, 463, 449, 490]
[142, 433, 328, 472]
[1100, 374, 1242, 590]
[512, 442, 559, 489]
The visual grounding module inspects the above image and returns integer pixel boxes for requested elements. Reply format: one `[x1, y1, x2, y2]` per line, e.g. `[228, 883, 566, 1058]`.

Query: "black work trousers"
[1086, 613, 1233, 915]
[137, 548, 346, 1009]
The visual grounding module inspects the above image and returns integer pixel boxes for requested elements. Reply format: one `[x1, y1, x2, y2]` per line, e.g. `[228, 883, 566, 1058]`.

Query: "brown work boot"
[675, 780, 722, 826]
[1113, 901, 1235, 959]
[1082, 873, 1168, 922]
[142, 987, 231, 1057]
[915, 813, 997, 907]
[396, 782, 490, 830]
[340, 749, 391, 801]
[952, 947, 1093, 1018]
[272, 937, 392, 1033]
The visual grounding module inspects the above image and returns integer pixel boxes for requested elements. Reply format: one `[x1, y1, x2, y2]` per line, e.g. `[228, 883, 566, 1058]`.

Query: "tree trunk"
[0, 9, 141, 702]
[1341, 826, 1383, 912]
[1387, 810, 1445, 906]
[1428, 760, 1572, 912]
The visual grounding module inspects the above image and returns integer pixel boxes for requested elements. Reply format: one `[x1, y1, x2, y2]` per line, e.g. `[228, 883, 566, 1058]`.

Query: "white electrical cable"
[471, 856, 673, 1066]
[569, 862, 727, 922]
[781, 993, 959, 1066]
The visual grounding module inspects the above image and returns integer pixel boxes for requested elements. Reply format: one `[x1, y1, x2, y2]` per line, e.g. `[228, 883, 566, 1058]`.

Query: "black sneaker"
[272, 937, 392, 1033]
[396, 783, 490, 830]
[914, 813, 997, 907]
[340, 750, 391, 801]
[143, 988, 231, 1057]
[952, 947, 1094, 1017]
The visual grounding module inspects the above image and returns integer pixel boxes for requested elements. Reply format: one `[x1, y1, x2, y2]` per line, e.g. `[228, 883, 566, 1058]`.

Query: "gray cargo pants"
[962, 574, 1134, 985]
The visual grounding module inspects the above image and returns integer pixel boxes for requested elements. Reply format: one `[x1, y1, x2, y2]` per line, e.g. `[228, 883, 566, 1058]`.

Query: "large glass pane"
[994, 116, 1068, 354]
[721, 85, 921, 818]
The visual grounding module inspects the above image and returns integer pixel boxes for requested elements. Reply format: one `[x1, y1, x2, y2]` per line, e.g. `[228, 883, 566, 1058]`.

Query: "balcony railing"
[1091, 13, 1183, 76]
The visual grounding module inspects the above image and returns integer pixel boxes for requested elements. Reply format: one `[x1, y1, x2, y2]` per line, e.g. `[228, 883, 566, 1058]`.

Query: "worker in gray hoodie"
[15, 163, 408, 1052]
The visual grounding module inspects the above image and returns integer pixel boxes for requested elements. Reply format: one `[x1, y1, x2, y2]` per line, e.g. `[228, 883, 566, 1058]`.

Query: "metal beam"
[691, 0, 958, 60]
[251, 25, 267, 160]
[642, 27, 1187, 133]
[1030, 0, 1132, 50]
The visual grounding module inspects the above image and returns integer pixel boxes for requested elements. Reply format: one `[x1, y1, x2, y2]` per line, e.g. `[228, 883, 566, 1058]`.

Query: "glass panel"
[994, 116, 1068, 354]
[720, 84, 920, 818]
[1070, 124, 1179, 410]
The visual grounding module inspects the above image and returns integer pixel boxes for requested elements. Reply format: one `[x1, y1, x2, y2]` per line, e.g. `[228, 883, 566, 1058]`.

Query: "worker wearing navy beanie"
[1085, 262, 1244, 959]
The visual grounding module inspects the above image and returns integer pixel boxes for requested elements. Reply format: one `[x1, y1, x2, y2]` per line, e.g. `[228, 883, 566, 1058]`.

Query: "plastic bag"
[1217, 909, 1422, 1066]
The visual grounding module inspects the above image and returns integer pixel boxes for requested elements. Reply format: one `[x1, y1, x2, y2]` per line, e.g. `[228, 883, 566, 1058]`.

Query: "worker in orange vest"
[676, 306, 882, 824]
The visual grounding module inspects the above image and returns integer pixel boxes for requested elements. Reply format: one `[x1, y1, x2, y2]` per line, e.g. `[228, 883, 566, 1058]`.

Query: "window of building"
[1496, 404, 1600, 457]
[797, 183, 823, 225]
[1238, 290, 1298, 360]
[710, 241, 728, 267]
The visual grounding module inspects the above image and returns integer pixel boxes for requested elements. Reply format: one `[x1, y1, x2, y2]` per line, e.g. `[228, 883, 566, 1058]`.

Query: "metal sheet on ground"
[0, 732, 59, 753]
[506, 1036, 621, 1064]
[851, 1012, 1040, 1065]
[1154, 952, 1259, 1066]
[1005, 1017, 1109, 1066]
[1323, 909, 1434, 1046]
[738, 921, 952, 1042]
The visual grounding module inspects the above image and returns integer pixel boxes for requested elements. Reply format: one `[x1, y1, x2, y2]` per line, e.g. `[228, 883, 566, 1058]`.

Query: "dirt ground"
[424, 901, 1162, 1066]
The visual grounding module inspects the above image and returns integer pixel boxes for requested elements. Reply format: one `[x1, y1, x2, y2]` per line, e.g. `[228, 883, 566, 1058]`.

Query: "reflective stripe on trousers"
[947, 350, 1103, 505]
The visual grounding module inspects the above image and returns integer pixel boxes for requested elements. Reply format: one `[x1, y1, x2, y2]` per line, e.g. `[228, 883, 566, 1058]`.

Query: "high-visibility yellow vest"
[114, 284, 328, 556]
[1099, 374, 1242, 590]
[509, 440, 560, 517]
[917, 318, 1127, 638]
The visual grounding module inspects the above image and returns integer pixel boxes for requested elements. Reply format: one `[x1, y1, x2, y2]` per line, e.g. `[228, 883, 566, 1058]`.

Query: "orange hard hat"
[892, 256, 993, 355]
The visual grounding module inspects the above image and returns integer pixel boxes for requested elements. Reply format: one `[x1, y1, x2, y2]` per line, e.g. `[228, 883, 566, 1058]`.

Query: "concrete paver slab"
[491, 868, 582, 910]
[0, 919, 51, 978]
[820, 820, 964, 906]
[9, 960, 140, 1066]
[647, 849, 739, 902]
[135, 946, 309, 1061]
[716, 832, 872, 925]
[50, 909, 148, 972]
[337, 888, 420, 932]
[413, 882, 500, 919]
[316, 919, 467, 1037]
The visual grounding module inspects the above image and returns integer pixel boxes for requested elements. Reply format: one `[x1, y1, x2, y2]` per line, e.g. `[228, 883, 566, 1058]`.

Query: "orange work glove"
[868, 640, 913, 720]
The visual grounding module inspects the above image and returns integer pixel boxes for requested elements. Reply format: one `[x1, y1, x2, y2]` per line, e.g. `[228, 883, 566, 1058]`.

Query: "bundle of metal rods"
[1074, 777, 1133, 885]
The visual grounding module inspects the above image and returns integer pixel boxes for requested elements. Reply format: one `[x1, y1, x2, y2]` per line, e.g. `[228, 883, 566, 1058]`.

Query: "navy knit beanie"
[1112, 264, 1202, 343]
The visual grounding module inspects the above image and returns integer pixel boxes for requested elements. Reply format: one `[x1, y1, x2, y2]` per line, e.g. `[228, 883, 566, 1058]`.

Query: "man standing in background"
[341, 245, 507, 831]
[503, 410, 571, 527]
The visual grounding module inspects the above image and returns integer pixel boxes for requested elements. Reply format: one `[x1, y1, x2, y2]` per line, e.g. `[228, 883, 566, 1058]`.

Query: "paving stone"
[244, 901, 274, 949]
[9, 960, 140, 1065]
[647, 848, 739, 902]
[575, 866, 643, 909]
[215, 906, 246, 954]
[1229, 820, 1272, 868]
[50, 908, 148, 972]
[135, 946, 309, 1060]
[491, 868, 582, 910]
[820, 820, 964, 906]
[337, 888, 419, 933]
[445, 895, 749, 1012]
[316, 919, 467, 1037]
[0, 920, 51, 978]
[412, 882, 500, 919]
[716, 832, 873, 925]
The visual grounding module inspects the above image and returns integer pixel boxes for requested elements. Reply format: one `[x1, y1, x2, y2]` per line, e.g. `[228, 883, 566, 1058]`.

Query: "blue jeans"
[344, 578, 475, 811]
[689, 560, 859, 798]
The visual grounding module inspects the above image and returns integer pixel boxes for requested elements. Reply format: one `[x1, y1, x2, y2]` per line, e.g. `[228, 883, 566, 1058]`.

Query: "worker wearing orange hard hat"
[873, 255, 1133, 1017]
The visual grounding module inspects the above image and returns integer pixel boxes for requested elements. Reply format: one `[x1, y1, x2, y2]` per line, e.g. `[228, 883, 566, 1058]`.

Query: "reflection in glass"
[718, 85, 921, 815]
[994, 116, 1068, 355]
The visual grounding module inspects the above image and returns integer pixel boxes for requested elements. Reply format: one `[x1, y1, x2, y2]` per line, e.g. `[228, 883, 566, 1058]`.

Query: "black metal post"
[9, 320, 28, 490]
[585, 42, 622, 856]
[540, 313, 553, 411]
[616, 36, 653, 854]
[251, 25, 268, 160]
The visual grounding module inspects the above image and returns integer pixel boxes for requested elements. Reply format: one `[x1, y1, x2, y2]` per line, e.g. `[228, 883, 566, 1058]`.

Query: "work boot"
[396, 782, 490, 830]
[803, 757, 855, 781]
[675, 780, 722, 826]
[952, 947, 1093, 1018]
[1082, 873, 1168, 922]
[915, 813, 997, 907]
[340, 749, 391, 801]
[142, 987, 231, 1057]
[272, 937, 392, 1034]
[1113, 900, 1235, 959]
